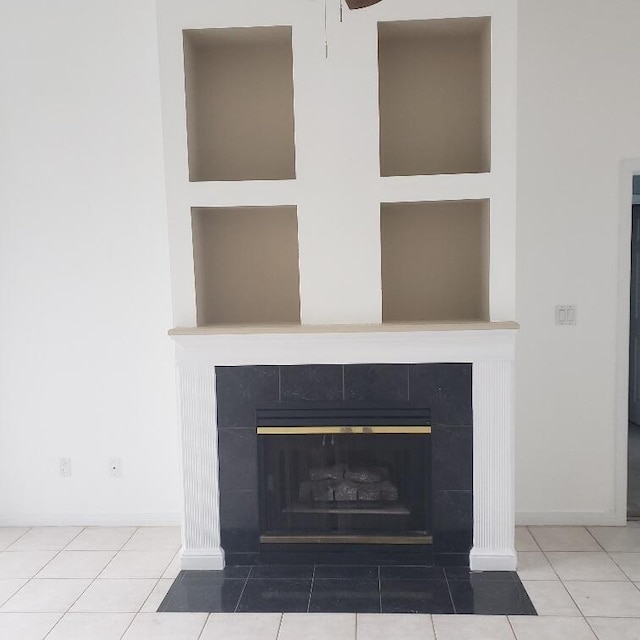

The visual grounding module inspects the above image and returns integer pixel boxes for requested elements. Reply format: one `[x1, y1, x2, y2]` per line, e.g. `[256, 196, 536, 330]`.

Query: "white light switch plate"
[59, 457, 71, 478]
[556, 305, 577, 325]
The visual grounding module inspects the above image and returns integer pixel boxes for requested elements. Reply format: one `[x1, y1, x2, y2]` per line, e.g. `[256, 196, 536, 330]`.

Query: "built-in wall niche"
[381, 200, 490, 323]
[183, 26, 296, 182]
[378, 17, 491, 177]
[192, 207, 301, 325]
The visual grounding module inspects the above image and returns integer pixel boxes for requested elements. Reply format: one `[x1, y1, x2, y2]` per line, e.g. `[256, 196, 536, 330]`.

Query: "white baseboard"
[516, 511, 625, 526]
[469, 548, 517, 571]
[0, 513, 182, 527]
[180, 548, 225, 570]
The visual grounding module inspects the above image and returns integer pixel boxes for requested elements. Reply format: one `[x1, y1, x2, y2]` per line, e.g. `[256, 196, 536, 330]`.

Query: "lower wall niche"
[215, 363, 472, 566]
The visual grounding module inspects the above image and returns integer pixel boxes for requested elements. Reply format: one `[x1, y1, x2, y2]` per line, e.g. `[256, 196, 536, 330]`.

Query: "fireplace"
[170, 324, 517, 571]
[257, 406, 431, 546]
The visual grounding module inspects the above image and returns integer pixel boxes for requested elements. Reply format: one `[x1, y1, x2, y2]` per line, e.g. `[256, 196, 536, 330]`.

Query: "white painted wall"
[516, 0, 640, 523]
[1, 0, 640, 526]
[0, 0, 181, 524]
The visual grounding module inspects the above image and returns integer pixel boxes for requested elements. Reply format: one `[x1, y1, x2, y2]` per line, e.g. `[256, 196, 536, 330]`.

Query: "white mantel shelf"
[170, 323, 518, 572]
[169, 321, 519, 336]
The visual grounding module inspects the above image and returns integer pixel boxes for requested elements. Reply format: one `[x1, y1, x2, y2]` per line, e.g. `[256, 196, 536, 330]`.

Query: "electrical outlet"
[59, 457, 71, 478]
[109, 457, 122, 478]
[555, 305, 577, 326]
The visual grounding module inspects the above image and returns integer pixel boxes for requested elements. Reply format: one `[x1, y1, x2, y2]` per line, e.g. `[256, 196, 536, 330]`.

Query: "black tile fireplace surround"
[216, 364, 473, 567]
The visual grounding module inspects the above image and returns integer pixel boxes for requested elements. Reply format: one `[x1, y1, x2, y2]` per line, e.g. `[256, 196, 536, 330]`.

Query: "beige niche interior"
[381, 200, 490, 322]
[378, 17, 491, 177]
[192, 206, 301, 326]
[183, 26, 296, 182]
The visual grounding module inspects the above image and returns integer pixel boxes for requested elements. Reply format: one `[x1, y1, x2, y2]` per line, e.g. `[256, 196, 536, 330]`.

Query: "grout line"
[536, 543, 587, 621]
[4, 527, 32, 550]
[523, 526, 541, 551]
[443, 570, 456, 614]
[0, 578, 30, 608]
[233, 570, 251, 613]
[62, 526, 87, 551]
[138, 576, 163, 613]
[505, 615, 518, 638]
[118, 526, 141, 552]
[584, 525, 607, 553]
[278, 365, 282, 402]
[377, 566, 382, 614]
[195, 613, 209, 640]
[118, 609, 139, 640]
[41, 572, 101, 638]
[354, 610, 358, 640]
[583, 615, 601, 638]
[406, 366, 410, 402]
[307, 565, 316, 613]
[41, 614, 66, 639]
[430, 614, 439, 640]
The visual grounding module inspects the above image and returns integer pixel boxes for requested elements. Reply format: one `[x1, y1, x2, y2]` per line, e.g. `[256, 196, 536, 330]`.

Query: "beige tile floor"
[1, 525, 640, 638]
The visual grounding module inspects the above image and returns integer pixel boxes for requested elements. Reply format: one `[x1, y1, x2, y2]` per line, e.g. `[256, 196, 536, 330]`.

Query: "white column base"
[180, 547, 225, 570]
[469, 548, 517, 571]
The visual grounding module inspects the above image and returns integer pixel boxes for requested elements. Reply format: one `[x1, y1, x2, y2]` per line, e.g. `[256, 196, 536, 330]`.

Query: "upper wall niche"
[192, 206, 301, 326]
[378, 17, 491, 177]
[381, 199, 490, 323]
[183, 26, 296, 182]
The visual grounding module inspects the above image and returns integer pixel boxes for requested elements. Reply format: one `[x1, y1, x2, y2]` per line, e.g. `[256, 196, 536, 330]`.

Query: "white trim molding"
[516, 512, 621, 527]
[614, 160, 640, 527]
[171, 325, 518, 571]
[0, 514, 182, 527]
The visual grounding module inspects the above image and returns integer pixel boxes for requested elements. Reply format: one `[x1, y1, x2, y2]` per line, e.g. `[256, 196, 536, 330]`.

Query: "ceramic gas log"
[300, 465, 399, 503]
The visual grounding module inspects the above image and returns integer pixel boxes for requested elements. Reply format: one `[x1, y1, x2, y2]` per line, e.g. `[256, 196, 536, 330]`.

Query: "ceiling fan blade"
[344, 0, 383, 9]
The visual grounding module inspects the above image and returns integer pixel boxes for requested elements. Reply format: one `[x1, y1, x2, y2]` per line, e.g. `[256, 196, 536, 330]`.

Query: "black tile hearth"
[159, 572, 245, 612]
[379, 565, 445, 581]
[380, 579, 454, 614]
[448, 578, 537, 615]
[309, 578, 381, 613]
[314, 565, 378, 580]
[236, 578, 312, 613]
[158, 567, 537, 615]
[445, 568, 517, 582]
[249, 564, 314, 580]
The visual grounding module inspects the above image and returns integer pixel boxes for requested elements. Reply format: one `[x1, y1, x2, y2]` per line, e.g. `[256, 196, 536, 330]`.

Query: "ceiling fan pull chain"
[340, 0, 344, 23]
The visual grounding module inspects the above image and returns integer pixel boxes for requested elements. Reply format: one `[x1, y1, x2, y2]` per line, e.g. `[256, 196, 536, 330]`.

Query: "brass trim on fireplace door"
[256, 426, 431, 435]
[260, 534, 433, 545]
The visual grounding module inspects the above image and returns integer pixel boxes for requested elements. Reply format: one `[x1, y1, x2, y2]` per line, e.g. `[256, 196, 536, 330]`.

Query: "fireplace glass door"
[258, 427, 431, 544]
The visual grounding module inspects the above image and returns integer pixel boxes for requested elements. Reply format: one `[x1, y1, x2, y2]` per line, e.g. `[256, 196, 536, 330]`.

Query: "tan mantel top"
[169, 321, 519, 337]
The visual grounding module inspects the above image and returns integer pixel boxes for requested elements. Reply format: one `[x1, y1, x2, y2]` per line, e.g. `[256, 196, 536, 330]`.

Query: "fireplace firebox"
[257, 406, 431, 546]
[214, 363, 474, 567]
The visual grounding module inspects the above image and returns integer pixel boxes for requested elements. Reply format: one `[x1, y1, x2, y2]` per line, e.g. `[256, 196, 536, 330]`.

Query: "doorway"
[628, 176, 640, 518]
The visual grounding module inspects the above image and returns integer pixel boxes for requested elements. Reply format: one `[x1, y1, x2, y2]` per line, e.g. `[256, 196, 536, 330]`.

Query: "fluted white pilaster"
[177, 362, 225, 569]
[470, 360, 516, 570]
